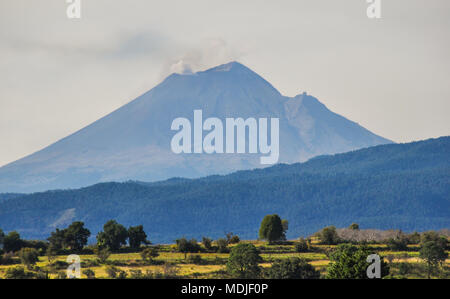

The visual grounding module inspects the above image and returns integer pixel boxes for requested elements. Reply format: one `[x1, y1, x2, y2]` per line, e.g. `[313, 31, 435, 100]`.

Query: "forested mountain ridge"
[0, 136, 448, 243]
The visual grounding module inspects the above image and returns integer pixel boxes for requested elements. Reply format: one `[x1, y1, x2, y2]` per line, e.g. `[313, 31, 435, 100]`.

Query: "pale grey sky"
[0, 0, 449, 167]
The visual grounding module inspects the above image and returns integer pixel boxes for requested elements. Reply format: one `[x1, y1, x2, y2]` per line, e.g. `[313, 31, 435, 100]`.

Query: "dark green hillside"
[0, 137, 448, 243]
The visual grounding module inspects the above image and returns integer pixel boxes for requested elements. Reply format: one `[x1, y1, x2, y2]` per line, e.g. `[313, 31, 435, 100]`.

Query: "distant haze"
[0, 0, 449, 167]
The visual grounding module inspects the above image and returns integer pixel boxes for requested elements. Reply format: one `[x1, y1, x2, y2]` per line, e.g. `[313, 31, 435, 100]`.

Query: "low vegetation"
[0, 217, 448, 279]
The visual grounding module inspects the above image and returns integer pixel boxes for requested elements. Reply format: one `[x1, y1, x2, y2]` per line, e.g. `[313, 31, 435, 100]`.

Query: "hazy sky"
[0, 0, 449, 167]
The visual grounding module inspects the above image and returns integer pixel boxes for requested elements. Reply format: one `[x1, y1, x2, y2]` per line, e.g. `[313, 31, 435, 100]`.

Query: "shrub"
[0, 252, 15, 265]
[50, 260, 69, 270]
[398, 262, 411, 276]
[225, 232, 240, 244]
[202, 237, 212, 250]
[229, 235, 240, 244]
[141, 247, 159, 262]
[327, 244, 390, 279]
[129, 269, 146, 279]
[318, 226, 340, 245]
[187, 254, 203, 265]
[295, 238, 309, 253]
[95, 247, 111, 263]
[216, 238, 229, 253]
[106, 266, 127, 279]
[265, 258, 320, 279]
[5, 266, 35, 279]
[349, 223, 360, 230]
[387, 236, 408, 251]
[175, 238, 201, 259]
[226, 243, 262, 279]
[83, 269, 96, 279]
[18, 247, 40, 269]
[162, 262, 179, 278]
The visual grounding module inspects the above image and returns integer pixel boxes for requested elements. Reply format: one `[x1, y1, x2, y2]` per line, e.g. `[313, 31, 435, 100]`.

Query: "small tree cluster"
[175, 238, 201, 259]
[48, 221, 91, 252]
[96, 220, 150, 252]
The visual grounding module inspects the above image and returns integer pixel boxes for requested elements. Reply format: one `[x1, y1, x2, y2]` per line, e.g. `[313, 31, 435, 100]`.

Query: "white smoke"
[169, 60, 193, 75]
[162, 38, 243, 77]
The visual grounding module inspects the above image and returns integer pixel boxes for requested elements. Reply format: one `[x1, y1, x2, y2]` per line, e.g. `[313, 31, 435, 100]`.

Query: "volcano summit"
[0, 62, 391, 192]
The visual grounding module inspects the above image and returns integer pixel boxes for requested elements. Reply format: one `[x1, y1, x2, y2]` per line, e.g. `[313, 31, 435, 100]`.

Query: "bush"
[265, 258, 320, 279]
[95, 247, 111, 263]
[4, 266, 35, 279]
[202, 237, 212, 250]
[327, 244, 390, 279]
[187, 254, 203, 265]
[83, 269, 96, 279]
[398, 262, 411, 276]
[216, 238, 229, 253]
[129, 269, 149, 279]
[226, 243, 262, 279]
[318, 226, 340, 245]
[295, 238, 309, 252]
[407, 232, 421, 244]
[161, 262, 179, 278]
[387, 237, 408, 251]
[106, 266, 127, 279]
[349, 223, 360, 230]
[229, 235, 240, 244]
[225, 232, 240, 244]
[175, 238, 201, 259]
[0, 252, 16, 265]
[18, 247, 40, 268]
[141, 247, 159, 262]
[50, 260, 69, 270]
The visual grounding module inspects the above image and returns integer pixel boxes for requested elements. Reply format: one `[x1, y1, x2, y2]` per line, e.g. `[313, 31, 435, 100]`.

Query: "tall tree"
[3, 231, 23, 252]
[64, 221, 91, 251]
[47, 228, 65, 251]
[259, 214, 284, 244]
[96, 220, 128, 251]
[128, 225, 149, 249]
